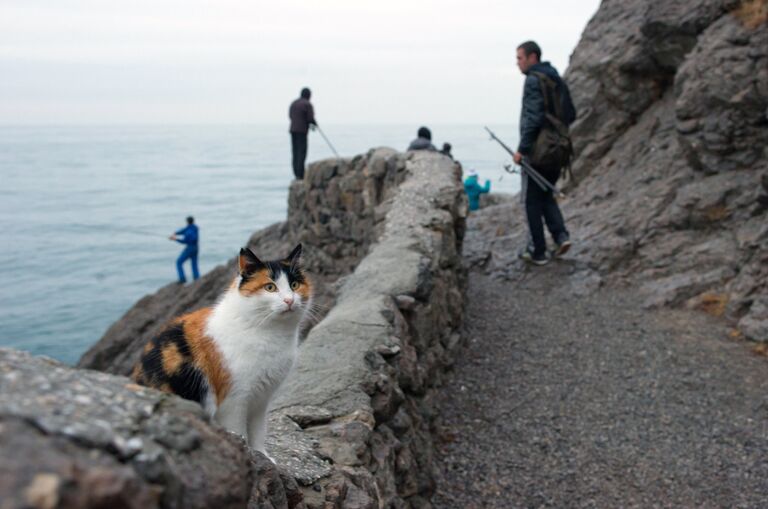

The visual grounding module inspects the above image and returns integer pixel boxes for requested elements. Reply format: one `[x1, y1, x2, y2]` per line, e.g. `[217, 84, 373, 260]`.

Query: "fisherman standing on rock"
[289, 87, 318, 180]
[513, 41, 576, 266]
[170, 216, 199, 284]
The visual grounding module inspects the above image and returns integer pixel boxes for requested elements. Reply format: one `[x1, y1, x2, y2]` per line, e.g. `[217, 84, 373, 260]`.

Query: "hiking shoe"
[519, 249, 549, 266]
[554, 239, 572, 258]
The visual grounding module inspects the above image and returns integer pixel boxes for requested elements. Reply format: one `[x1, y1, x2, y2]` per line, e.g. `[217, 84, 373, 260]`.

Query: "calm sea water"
[0, 124, 520, 364]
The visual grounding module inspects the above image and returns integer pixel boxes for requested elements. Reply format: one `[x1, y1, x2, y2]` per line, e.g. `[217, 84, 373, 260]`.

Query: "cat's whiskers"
[254, 309, 279, 328]
[301, 306, 328, 326]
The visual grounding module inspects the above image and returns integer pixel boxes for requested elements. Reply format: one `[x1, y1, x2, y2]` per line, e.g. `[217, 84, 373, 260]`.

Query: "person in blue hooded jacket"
[169, 216, 199, 283]
[464, 169, 491, 212]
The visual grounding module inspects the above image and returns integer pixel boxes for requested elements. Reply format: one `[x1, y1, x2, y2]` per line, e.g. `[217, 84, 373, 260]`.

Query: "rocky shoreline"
[1, 0, 766, 507]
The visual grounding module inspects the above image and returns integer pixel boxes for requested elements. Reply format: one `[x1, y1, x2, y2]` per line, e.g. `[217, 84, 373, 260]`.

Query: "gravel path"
[433, 263, 768, 508]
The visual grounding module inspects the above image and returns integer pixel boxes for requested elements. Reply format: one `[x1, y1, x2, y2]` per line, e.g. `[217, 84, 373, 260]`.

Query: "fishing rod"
[315, 125, 341, 160]
[519, 159, 565, 199]
[484, 126, 565, 198]
[485, 125, 561, 196]
[70, 223, 164, 238]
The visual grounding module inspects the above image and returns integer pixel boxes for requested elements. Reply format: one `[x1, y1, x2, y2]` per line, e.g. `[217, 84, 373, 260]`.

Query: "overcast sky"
[0, 0, 600, 125]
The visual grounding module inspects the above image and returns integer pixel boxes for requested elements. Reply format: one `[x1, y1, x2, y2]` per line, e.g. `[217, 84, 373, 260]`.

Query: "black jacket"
[407, 137, 437, 151]
[517, 62, 576, 155]
[289, 98, 316, 134]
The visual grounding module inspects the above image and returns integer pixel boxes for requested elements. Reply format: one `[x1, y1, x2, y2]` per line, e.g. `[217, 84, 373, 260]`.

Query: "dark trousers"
[291, 132, 308, 179]
[176, 246, 199, 283]
[523, 169, 568, 257]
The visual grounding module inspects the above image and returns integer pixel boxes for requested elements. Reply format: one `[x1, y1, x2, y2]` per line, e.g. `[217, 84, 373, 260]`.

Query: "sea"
[0, 124, 520, 365]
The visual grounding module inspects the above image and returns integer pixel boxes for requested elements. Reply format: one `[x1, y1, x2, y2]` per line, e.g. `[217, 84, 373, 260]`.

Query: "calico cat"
[132, 244, 311, 457]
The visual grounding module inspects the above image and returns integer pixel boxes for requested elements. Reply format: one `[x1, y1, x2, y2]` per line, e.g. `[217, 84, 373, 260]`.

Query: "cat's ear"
[239, 247, 263, 275]
[285, 243, 302, 266]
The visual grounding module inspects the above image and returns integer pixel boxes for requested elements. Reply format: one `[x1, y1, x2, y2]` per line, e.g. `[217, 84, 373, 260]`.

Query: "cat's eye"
[264, 283, 277, 292]
[290, 281, 301, 290]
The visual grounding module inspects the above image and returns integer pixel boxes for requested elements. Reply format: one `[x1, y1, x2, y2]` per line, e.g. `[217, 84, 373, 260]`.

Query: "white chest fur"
[204, 289, 300, 451]
[207, 291, 299, 399]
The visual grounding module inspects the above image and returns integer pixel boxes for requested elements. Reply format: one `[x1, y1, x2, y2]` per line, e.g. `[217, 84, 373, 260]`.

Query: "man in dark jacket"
[513, 41, 576, 265]
[289, 87, 317, 179]
[407, 126, 437, 151]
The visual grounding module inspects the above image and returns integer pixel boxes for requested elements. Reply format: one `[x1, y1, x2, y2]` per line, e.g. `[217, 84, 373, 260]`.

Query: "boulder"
[0, 348, 303, 509]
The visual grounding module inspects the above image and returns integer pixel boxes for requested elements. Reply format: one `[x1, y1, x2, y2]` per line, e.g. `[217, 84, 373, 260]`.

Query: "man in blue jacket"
[513, 41, 576, 266]
[170, 216, 199, 283]
[464, 169, 491, 212]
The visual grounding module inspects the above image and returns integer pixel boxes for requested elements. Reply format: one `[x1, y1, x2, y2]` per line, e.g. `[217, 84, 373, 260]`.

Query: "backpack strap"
[531, 71, 564, 120]
[531, 71, 577, 184]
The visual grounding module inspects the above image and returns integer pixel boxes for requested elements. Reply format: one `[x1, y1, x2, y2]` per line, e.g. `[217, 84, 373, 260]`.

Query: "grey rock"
[0, 348, 293, 509]
[395, 294, 417, 311]
[739, 297, 768, 343]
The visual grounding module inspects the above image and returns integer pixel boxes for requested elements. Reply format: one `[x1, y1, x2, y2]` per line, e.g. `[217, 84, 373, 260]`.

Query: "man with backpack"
[513, 41, 577, 265]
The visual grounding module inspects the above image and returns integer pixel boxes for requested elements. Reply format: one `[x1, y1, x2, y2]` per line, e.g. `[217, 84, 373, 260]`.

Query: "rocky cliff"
[472, 0, 767, 341]
[569, 0, 767, 336]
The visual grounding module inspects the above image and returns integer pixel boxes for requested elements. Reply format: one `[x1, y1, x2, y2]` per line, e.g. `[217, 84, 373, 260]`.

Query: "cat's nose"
[283, 297, 294, 309]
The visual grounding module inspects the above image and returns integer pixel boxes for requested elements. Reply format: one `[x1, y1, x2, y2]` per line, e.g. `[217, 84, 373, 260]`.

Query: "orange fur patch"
[296, 275, 313, 301]
[183, 308, 232, 404]
[239, 269, 272, 296]
[143, 341, 154, 354]
[161, 342, 184, 374]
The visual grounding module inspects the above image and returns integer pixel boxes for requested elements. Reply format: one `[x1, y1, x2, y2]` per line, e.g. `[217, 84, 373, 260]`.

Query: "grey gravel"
[433, 264, 768, 508]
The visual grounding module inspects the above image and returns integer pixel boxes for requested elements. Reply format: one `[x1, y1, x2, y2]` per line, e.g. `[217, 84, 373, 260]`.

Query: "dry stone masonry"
[268, 151, 467, 507]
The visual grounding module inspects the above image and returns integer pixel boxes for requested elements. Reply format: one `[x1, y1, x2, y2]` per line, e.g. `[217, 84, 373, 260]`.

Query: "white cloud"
[0, 0, 600, 124]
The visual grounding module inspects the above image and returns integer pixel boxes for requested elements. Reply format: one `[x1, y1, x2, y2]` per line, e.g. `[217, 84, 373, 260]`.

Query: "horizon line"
[0, 122, 517, 128]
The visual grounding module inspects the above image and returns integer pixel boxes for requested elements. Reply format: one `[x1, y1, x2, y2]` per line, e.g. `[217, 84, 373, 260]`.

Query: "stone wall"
[268, 151, 467, 508]
[5, 149, 467, 508]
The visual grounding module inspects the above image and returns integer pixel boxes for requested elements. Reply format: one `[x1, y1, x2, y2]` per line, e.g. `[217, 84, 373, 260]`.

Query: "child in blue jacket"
[464, 169, 491, 212]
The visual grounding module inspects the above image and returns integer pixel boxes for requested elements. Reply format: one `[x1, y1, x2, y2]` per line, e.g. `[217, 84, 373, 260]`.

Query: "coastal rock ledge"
[0, 348, 297, 509]
[2, 150, 468, 509]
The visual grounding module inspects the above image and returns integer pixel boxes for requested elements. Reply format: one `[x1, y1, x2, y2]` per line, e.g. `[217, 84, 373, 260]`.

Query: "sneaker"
[554, 239, 572, 258]
[519, 249, 549, 266]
